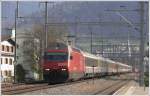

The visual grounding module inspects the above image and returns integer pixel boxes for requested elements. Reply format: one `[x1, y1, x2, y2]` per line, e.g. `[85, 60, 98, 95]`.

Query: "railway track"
[2, 78, 99, 95]
[93, 80, 129, 95]
[2, 83, 49, 95]
[2, 74, 132, 95]
[2, 83, 25, 89]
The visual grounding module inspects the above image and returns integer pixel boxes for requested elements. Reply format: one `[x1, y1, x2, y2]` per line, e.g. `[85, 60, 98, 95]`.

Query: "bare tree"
[30, 17, 69, 80]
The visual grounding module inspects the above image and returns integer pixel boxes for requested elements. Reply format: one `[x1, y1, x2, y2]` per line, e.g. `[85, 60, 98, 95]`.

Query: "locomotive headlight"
[62, 68, 66, 71]
[45, 69, 50, 71]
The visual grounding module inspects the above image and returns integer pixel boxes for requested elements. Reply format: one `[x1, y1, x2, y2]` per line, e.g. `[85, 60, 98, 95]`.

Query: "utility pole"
[45, 1, 48, 49]
[88, 25, 93, 54]
[14, 1, 18, 83]
[139, 2, 145, 86]
[74, 16, 79, 46]
[127, 27, 131, 66]
[39, 1, 54, 80]
[88, 24, 94, 83]
[98, 14, 104, 57]
[40, 1, 48, 80]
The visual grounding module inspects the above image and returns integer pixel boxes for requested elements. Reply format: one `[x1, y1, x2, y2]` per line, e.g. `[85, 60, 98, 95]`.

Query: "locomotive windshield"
[45, 52, 68, 61]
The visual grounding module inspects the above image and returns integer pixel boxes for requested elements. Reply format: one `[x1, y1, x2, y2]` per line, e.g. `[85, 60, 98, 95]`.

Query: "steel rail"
[2, 78, 100, 95]
[2, 73, 132, 95]
[93, 80, 129, 95]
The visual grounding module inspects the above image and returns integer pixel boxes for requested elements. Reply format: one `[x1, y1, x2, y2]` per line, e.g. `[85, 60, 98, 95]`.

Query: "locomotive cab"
[43, 46, 85, 83]
[43, 50, 69, 83]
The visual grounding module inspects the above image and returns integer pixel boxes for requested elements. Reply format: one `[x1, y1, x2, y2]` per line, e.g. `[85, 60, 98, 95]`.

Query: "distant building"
[2, 27, 41, 82]
[0, 39, 15, 82]
[15, 27, 40, 81]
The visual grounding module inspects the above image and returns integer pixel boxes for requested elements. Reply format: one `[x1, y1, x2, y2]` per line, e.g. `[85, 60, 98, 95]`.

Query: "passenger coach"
[43, 45, 132, 83]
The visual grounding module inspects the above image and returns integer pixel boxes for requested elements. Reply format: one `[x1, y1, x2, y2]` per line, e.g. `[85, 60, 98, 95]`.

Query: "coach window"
[70, 56, 73, 60]
[2, 45, 4, 51]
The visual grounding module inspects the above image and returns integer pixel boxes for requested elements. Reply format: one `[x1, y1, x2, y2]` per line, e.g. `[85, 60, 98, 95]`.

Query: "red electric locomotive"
[43, 45, 85, 83]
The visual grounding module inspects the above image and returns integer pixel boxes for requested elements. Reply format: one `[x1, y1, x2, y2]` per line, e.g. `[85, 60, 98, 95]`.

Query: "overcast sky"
[1, 1, 148, 43]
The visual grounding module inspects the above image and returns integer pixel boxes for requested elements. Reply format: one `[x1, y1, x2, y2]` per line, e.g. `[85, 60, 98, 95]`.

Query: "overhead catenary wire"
[3, 2, 146, 86]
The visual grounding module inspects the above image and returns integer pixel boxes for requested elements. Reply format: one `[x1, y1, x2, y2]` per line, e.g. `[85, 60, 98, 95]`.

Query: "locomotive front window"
[45, 52, 68, 61]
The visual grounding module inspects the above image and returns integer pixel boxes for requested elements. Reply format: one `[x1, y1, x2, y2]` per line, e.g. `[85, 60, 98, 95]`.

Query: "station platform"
[113, 80, 149, 95]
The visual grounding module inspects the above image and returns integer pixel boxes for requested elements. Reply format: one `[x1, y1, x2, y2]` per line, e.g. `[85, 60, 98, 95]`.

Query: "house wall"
[0, 41, 15, 82]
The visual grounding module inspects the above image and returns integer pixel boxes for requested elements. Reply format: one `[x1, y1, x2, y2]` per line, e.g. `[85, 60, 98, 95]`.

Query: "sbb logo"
[58, 63, 66, 66]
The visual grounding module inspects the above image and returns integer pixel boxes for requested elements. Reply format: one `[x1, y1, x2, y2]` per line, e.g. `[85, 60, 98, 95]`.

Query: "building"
[1, 27, 41, 82]
[15, 27, 40, 81]
[0, 39, 15, 82]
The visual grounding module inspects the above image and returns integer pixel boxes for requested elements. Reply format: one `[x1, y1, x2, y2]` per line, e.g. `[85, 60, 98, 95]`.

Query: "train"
[43, 45, 132, 83]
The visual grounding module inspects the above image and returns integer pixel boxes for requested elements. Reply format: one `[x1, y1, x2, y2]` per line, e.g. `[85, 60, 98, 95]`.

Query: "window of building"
[9, 46, 11, 52]
[4, 71, 8, 76]
[2, 45, 4, 51]
[11, 46, 13, 52]
[8, 71, 11, 77]
[6, 46, 9, 52]
[1, 71, 2, 76]
[5, 58, 8, 64]
[17, 44, 19, 48]
[9, 59, 12, 65]
[0, 58, 2, 64]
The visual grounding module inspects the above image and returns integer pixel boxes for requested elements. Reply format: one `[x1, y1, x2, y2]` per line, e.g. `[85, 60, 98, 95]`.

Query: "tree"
[16, 64, 25, 82]
[16, 8, 69, 81]
[30, 14, 69, 80]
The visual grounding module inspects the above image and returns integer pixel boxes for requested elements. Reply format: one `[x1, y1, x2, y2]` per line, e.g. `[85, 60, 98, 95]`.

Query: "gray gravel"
[23, 79, 108, 95]
[22, 74, 133, 95]
[22, 76, 134, 95]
